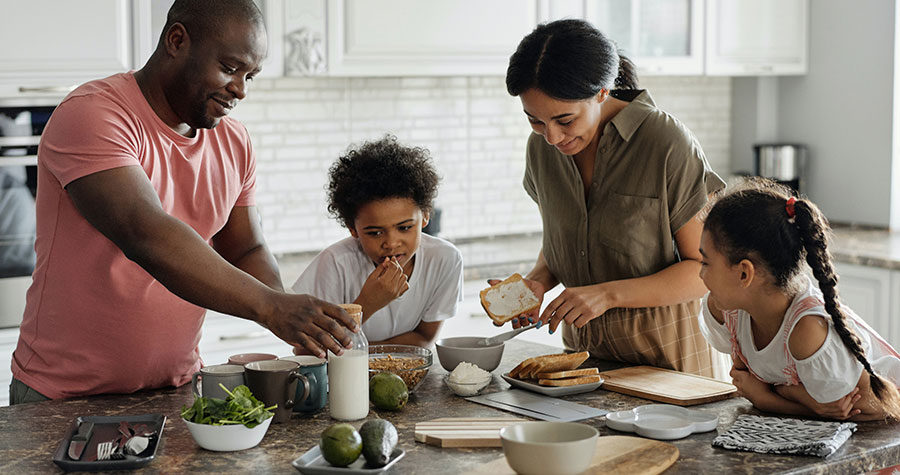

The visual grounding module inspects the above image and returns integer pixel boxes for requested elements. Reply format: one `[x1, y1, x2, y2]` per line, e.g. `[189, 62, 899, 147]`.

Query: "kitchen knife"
[67, 421, 94, 461]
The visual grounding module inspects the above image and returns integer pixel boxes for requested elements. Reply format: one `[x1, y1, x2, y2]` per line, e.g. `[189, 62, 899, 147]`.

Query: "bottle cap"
[338, 303, 363, 325]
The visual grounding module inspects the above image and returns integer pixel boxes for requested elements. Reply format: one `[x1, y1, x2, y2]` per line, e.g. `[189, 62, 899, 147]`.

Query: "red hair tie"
[785, 197, 797, 219]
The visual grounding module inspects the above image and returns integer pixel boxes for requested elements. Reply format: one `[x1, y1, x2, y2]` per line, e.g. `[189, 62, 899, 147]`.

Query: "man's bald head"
[160, 0, 265, 47]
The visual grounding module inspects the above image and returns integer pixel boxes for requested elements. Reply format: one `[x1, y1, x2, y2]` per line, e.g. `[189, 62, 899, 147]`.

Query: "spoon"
[477, 323, 538, 347]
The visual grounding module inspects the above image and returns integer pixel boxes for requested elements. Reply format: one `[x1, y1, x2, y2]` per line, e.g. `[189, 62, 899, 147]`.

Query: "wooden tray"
[414, 417, 531, 448]
[598, 366, 736, 406]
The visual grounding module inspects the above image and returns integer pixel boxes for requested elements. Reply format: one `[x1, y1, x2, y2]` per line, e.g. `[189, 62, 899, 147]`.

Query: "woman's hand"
[541, 284, 612, 333]
[774, 385, 862, 420]
[358, 257, 408, 315]
[488, 277, 546, 329]
[730, 364, 773, 405]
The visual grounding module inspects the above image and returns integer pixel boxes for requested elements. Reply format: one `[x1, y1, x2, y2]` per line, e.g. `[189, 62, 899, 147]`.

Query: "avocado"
[369, 372, 408, 411]
[320, 423, 363, 467]
[359, 419, 398, 467]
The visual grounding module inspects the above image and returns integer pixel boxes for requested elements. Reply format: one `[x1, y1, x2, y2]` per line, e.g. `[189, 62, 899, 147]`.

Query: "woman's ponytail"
[615, 54, 639, 90]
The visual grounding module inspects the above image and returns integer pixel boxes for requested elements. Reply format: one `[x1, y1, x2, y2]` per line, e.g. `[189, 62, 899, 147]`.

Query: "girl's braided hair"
[705, 178, 900, 420]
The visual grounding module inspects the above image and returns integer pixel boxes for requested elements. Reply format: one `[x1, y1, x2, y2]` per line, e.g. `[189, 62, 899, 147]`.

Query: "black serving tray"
[52, 413, 166, 472]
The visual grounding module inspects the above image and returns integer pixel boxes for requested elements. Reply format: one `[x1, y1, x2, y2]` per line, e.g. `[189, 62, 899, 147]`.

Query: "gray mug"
[244, 359, 309, 423]
[191, 364, 246, 400]
[279, 355, 328, 413]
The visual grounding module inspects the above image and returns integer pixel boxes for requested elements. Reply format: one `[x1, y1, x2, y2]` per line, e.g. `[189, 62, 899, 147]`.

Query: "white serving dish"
[291, 446, 405, 474]
[501, 372, 603, 397]
[605, 404, 718, 440]
[183, 416, 272, 451]
[499, 422, 598, 475]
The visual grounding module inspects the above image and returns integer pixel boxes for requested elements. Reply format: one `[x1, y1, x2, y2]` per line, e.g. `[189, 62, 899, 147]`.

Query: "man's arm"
[211, 206, 283, 292]
[66, 165, 356, 358]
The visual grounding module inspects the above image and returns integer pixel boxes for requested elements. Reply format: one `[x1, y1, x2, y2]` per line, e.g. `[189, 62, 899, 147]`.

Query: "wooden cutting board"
[466, 435, 678, 475]
[598, 365, 736, 406]
[414, 417, 532, 448]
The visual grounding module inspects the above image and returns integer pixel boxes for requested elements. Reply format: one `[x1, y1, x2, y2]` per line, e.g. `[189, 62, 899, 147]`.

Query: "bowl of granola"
[368, 345, 432, 393]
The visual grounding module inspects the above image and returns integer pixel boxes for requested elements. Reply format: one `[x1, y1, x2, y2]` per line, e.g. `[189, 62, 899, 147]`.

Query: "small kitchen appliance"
[753, 143, 807, 193]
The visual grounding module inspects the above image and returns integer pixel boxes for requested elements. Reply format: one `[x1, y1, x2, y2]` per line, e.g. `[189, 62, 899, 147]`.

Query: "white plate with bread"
[502, 351, 603, 396]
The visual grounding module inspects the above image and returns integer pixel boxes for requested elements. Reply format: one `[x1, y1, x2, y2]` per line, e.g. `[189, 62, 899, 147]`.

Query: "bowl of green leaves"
[181, 384, 275, 451]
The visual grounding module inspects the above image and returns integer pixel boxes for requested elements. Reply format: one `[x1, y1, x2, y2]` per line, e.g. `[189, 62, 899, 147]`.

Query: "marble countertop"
[2, 340, 898, 474]
[830, 226, 900, 270]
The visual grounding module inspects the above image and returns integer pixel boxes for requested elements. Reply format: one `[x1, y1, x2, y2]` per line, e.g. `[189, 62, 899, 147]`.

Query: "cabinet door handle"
[219, 330, 269, 341]
[18, 85, 77, 94]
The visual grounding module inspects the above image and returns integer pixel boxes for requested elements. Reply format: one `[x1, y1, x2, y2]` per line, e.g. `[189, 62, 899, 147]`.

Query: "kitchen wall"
[731, 0, 898, 228]
[231, 76, 732, 255]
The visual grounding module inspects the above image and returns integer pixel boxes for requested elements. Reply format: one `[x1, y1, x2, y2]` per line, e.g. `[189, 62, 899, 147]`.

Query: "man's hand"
[488, 277, 545, 329]
[357, 257, 409, 316]
[265, 293, 358, 359]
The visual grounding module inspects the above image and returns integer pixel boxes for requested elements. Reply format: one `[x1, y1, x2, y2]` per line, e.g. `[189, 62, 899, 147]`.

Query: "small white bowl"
[444, 374, 491, 397]
[183, 416, 272, 451]
[500, 422, 598, 475]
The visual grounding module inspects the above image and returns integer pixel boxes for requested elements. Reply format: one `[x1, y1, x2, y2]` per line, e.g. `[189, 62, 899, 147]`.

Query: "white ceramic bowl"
[434, 337, 504, 372]
[183, 416, 272, 451]
[500, 422, 598, 475]
[444, 374, 491, 397]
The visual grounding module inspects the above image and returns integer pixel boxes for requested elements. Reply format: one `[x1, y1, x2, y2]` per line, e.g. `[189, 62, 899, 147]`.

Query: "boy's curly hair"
[327, 135, 440, 229]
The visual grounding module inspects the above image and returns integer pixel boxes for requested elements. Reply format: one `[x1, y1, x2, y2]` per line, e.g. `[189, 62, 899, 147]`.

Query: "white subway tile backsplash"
[243, 75, 731, 255]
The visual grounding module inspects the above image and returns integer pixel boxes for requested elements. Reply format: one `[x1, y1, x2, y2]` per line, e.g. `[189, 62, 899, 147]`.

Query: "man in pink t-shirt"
[10, 0, 358, 403]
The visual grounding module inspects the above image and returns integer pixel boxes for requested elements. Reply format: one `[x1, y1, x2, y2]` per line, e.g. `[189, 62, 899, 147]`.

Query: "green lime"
[369, 372, 409, 411]
[320, 423, 363, 467]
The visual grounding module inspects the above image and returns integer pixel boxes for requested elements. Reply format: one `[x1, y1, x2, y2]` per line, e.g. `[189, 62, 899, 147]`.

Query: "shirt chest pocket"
[595, 191, 662, 256]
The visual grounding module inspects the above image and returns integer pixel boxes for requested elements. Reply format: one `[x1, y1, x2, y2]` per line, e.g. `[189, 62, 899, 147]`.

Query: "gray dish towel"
[713, 414, 857, 458]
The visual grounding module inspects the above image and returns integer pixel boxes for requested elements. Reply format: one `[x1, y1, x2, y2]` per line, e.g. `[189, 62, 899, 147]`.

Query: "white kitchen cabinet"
[0, 1, 133, 90]
[322, 0, 540, 76]
[891, 271, 900, 347]
[832, 262, 892, 346]
[587, 0, 705, 76]
[705, 0, 808, 75]
[198, 311, 292, 366]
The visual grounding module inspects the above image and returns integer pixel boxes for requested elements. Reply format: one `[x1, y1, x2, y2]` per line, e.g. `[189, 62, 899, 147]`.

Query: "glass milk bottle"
[327, 303, 369, 420]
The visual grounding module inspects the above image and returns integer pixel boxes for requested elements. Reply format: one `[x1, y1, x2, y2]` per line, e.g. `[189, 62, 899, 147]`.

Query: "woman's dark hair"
[327, 135, 439, 229]
[705, 179, 900, 420]
[506, 18, 639, 100]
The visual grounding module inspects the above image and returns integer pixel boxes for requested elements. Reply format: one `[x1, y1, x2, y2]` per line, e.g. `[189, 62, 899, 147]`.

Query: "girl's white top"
[292, 234, 463, 342]
[699, 275, 900, 403]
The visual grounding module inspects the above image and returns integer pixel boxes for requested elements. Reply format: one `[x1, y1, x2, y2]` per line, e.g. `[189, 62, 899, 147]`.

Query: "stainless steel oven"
[0, 96, 60, 328]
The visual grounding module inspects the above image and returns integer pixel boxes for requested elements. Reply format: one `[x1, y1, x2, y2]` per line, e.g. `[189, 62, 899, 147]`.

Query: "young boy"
[292, 135, 463, 347]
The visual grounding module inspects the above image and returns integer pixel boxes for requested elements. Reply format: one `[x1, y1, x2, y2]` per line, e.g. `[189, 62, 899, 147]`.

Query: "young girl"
[698, 180, 900, 421]
[292, 135, 463, 347]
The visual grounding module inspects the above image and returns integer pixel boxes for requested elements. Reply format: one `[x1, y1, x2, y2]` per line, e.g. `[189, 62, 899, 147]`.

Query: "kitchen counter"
[2, 340, 898, 474]
[830, 226, 900, 270]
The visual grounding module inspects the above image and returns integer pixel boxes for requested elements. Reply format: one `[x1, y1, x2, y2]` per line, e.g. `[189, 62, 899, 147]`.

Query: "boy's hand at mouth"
[356, 257, 410, 319]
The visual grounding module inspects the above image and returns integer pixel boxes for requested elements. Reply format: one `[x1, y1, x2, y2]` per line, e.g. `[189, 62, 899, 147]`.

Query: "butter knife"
[67, 421, 94, 461]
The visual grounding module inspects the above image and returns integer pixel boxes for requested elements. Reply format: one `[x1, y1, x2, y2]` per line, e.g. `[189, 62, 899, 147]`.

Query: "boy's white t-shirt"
[291, 233, 464, 342]
[698, 275, 900, 403]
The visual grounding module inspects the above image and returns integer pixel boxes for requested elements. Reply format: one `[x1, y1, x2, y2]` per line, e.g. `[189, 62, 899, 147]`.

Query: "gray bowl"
[435, 337, 505, 372]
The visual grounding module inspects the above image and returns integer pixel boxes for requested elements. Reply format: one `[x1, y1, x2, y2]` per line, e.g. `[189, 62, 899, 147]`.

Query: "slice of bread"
[538, 375, 603, 387]
[535, 367, 599, 380]
[508, 351, 591, 380]
[480, 273, 540, 325]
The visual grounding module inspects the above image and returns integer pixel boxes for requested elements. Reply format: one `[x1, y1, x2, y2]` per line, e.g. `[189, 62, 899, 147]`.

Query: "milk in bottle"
[327, 303, 369, 421]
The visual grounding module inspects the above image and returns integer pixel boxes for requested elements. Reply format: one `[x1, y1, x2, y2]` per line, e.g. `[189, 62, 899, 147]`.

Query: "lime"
[319, 423, 363, 467]
[369, 372, 409, 411]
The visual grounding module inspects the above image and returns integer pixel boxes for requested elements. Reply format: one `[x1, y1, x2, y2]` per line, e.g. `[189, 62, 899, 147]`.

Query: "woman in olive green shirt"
[504, 19, 726, 377]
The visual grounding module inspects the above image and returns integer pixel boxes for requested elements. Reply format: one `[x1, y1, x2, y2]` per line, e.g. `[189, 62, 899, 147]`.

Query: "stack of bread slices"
[507, 351, 601, 386]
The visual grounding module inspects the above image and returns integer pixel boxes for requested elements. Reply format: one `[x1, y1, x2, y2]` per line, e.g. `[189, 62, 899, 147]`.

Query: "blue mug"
[279, 355, 328, 413]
